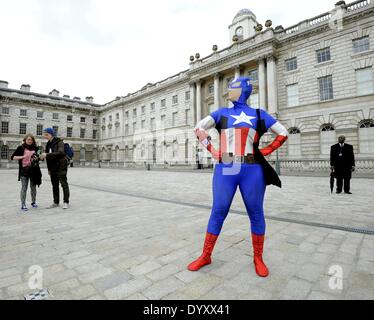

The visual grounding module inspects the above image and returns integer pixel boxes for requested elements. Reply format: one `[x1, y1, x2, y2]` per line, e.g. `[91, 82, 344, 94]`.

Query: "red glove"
[260, 135, 288, 157]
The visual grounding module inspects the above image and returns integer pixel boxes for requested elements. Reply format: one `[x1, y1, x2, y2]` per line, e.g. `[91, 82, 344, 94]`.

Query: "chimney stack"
[20, 84, 31, 92]
[49, 89, 60, 97]
[85, 96, 94, 103]
[73, 97, 81, 101]
[0, 80, 9, 89]
[63, 95, 71, 99]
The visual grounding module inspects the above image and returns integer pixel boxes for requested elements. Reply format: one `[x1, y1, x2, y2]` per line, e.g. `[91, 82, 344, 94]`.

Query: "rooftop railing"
[346, 0, 371, 12]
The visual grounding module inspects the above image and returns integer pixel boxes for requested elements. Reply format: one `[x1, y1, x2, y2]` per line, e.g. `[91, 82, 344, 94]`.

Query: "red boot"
[188, 232, 218, 272]
[252, 233, 269, 278]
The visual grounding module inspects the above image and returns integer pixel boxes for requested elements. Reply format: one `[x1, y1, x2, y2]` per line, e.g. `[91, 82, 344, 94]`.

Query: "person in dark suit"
[330, 136, 355, 194]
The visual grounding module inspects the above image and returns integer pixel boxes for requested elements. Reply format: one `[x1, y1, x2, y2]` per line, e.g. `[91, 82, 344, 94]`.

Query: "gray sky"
[0, 0, 337, 104]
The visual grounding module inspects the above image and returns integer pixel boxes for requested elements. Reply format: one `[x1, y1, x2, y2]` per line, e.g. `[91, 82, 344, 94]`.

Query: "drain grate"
[24, 289, 51, 300]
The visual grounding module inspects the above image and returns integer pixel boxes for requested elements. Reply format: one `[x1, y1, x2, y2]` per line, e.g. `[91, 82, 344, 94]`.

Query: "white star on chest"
[231, 112, 256, 126]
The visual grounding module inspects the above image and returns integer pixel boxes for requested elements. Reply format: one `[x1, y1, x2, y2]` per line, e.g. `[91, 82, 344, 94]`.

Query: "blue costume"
[188, 77, 289, 277]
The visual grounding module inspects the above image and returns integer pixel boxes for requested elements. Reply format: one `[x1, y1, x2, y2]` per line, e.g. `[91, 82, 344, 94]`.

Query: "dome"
[234, 9, 256, 21]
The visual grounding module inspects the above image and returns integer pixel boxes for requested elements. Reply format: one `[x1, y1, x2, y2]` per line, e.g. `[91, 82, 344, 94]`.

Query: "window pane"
[353, 37, 369, 53]
[288, 134, 301, 156]
[248, 70, 258, 82]
[317, 48, 331, 63]
[356, 68, 374, 95]
[53, 126, 59, 136]
[1, 122, 9, 134]
[37, 125, 43, 136]
[321, 131, 336, 155]
[249, 93, 259, 108]
[20, 123, 27, 135]
[285, 57, 297, 72]
[319, 76, 334, 101]
[1, 107, 9, 114]
[208, 84, 214, 95]
[287, 84, 299, 107]
[67, 127, 73, 138]
[1, 146, 9, 159]
[359, 126, 374, 153]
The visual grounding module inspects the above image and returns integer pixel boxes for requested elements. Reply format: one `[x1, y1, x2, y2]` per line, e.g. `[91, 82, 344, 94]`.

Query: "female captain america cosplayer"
[187, 77, 288, 277]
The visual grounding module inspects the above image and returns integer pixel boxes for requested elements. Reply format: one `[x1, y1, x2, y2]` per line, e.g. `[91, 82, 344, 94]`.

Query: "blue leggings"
[207, 163, 266, 236]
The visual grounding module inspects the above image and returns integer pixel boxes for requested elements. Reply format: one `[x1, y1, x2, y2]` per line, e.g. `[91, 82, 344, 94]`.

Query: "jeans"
[20, 175, 36, 206]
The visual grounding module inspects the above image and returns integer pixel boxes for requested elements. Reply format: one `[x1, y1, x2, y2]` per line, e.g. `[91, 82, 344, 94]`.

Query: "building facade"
[1, 0, 374, 174]
[0, 84, 101, 167]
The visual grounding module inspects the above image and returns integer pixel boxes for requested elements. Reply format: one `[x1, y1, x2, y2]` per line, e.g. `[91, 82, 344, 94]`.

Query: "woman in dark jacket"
[11, 134, 42, 212]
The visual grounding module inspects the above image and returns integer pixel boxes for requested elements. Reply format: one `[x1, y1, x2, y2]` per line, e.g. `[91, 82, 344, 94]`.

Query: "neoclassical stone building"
[0, 84, 101, 166]
[1, 0, 374, 174]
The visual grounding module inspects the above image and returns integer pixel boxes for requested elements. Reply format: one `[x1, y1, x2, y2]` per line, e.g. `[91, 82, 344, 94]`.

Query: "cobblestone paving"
[1, 168, 374, 300]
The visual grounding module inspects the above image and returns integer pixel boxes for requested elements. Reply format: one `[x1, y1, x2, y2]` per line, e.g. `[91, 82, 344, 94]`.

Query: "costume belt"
[220, 153, 260, 165]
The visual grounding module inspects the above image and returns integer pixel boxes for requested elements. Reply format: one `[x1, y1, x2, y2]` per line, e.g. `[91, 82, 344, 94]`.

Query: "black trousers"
[50, 170, 70, 204]
[336, 170, 352, 193]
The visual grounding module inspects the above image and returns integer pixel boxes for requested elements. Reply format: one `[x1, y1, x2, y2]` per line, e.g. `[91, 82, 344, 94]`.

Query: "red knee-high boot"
[188, 232, 218, 272]
[252, 234, 269, 278]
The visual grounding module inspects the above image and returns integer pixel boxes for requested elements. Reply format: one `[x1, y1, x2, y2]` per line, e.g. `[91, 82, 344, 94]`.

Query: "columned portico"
[214, 73, 221, 109]
[196, 81, 202, 123]
[266, 55, 278, 115]
[234, 65, 241, 80]
[189, 82, 196, 124]
[258, 58, 267, 110]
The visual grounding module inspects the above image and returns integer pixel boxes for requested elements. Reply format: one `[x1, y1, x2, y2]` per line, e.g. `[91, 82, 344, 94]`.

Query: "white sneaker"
[47, 203, 59, 209]
[62, 203, 69, 210]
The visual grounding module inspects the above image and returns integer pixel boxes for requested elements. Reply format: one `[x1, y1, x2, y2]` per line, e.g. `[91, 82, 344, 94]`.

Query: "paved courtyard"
[0, 167, 374, 300]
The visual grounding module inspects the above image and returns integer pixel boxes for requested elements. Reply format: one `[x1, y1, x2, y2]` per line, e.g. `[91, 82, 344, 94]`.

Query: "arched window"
[115, 146, 120, 162]
[92, 148, 98, 161]
[321, 124, 335, 132]
[289, 128, 301, 135]
[101, 148, 107, 161]
[80, 148, 86, 161]
[173, 140, 179, 159]
[1, 145, 9, 160]
[320, 124, 336, 155]
[359, 120, 374, 153]
[288, 128, 301, 156]
[185, 139, 189, 163]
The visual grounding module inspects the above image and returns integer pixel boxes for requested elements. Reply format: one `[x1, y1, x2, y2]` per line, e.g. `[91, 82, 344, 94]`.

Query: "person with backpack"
[39, 128, 71, 210]
[11, 134, 42, 212]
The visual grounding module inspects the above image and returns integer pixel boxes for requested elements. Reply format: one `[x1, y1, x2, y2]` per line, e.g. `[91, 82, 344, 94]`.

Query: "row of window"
[286, 67, 374, 106]
[0, 107, 98, 124]
[0, 122, 98, 139]
[285, 36, 370, 72]
[103, 92, 192, 125]
[288, 120, 374, 135]
[113, 111, 191, 137]
[206, 70, 259, 96]
[105, 76, 267, 125]
[287, 120, 374, 155]
[0, 145, 91, 161]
